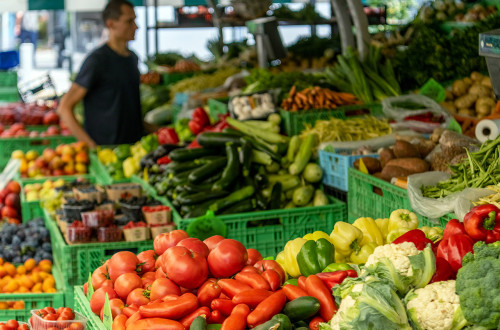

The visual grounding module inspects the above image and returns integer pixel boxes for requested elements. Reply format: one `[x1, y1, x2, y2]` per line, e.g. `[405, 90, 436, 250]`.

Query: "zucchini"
[269, 182, 282, 210]
[177, 190, 229, 206]
[266, 161, 281, 173]
[293, 185, 315, 206]
[252, 149, 273, 165]
[181, 182, 215, 193]
[169, 148, 217, 161]
[227, 117, 289, 144]
[222, 127, 244, 136]
[293, 321, 309, 328]
[271, 314, 292, 330]
[209, 186, 255, 212]
[255, 192, 269, 209]
[212, 143, 240, 191]
[219, 198, 257, 214]
[188, 158, 227, 184]
[197, 132, 242, 148]
[170, 171, 191, 185]
[239, 139, 252, 177]
[189, 316, 208, 330]
[283, 296, 321, 321]
[164, 160, 200, 174]
[287, 136, 301, 162]
[289, 134, 318, 175]
[268, 175, 301, 191]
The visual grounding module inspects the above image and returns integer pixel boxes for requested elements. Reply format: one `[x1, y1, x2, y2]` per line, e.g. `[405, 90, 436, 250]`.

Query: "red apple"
[42, 148, 57, 163]
[6, 181, 21, 194]
[29, 131, 39, 138]
[10, 123, 25, 133]
[46, 125, 60, 136]
[52, 169, 64, 176]
[43, 110, 59, 125]
[5, 193, 20, 209]
[0, 188, 10, 204]
[1, 206, 18, 219]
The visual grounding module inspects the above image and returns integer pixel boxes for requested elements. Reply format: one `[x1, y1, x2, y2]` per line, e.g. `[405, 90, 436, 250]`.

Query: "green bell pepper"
[322, 262, 354, 273]
[113, 144, 131, 161]
[283, 278, 299, 286]
[296, 238, 335, 277]
[141, 134, 160, 153]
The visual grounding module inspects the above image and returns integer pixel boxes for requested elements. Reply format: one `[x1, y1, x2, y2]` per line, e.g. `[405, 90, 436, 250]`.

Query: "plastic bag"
[382, 95, 451, 133]
[407, 171, 495, 221]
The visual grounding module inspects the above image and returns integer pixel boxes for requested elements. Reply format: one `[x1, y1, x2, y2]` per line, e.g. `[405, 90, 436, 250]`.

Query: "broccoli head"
[456, 241, 500, 329]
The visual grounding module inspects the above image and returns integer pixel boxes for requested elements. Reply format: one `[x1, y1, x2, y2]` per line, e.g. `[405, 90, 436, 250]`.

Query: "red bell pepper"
[392, 229, 433, 250]
[187, 139, 201, 149]
[157, 127, 179, 145]
[442, 219, 467, 241]
[192, 107, 210, 127]
[156, 155, 171, 165]
[437, 234, 474, 273]
[463, 204, 500, 243]
[315, 270, 357, 290]
[429, 257, 455, 283]
[188, 120, 204, 135]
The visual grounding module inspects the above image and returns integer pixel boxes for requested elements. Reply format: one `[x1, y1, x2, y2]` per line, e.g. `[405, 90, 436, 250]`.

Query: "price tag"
[102, 293, 113, 330]
[86, 273, 94, 301]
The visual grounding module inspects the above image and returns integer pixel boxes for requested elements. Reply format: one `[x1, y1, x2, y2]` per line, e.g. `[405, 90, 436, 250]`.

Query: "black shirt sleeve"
[74, 52, 100, 90]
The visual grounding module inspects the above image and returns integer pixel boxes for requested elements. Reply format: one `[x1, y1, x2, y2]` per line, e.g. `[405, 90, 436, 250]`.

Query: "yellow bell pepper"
[334, 251, 347, 263]
[330, 222, 363, 257]
[283, 238, 307, 278]
[97, 148, 117, 165]
[123, 157, 139, 178]
[303, 231, 335, 245]
[386, 228, 411, 243]
[352, 217, 384, 246]
[420, 226, 443, 243]
[388, 209, 418, 235]
[349, 242, 378, 264]
[375, 218, 389, 243]
[275, 251, 288, 281]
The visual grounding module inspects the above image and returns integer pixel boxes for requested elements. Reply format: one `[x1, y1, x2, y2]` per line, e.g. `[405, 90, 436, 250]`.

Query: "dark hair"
[102, 0, 134, 23]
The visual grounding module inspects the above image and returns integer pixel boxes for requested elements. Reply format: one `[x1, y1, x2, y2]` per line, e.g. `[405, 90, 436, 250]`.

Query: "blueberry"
[42, 242, 52, 252]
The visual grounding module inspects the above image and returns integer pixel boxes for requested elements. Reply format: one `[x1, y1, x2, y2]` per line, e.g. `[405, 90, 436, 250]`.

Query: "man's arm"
[57, 83, 97, 148]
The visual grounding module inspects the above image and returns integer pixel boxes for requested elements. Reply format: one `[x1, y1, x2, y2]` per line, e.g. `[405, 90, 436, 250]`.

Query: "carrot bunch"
[281, 86, 360, 112]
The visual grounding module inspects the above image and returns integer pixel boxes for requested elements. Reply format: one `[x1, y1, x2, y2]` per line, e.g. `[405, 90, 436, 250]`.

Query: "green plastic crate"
[0, 265, 65, 322]
[0, 87, 19, 103]
[207, 97, 229, 121]
[44, 210, 153, 288]
[0, 135, 76, 169]
[0, 72, 17, 87]
[74, 286, 105, 330]
[279, 103, 383, 136]
[347, 168, 452, 229]
[89, 153, 112, 185]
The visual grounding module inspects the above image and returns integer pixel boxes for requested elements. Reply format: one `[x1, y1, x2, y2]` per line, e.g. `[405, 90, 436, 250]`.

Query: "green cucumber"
[169, 148, 218, 161]
[222, 127, 244, 136]
[197, 132, 242, 148]
[177, 190, 230, 206]
[253, 319, 281, 330]
[293, 320, 309, 329]
[283, 296, 321, 321]
[269, 182, 282, 210]
[289, 134, 318, 175]
[190, 316, 208, 330]
[268, 175, 301, 190]
[272, 314, 292, 330]
[188, 158, 227, 184]
[212, 142, 240, 191]
[209, 185, 255, 212]
[239, 139, 252, 177]
[170, 171, 191, 185]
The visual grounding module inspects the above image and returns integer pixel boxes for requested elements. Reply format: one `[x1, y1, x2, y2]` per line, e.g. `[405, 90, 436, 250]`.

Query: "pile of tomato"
[0, 320, 29, 330]
[30, 306, 85, 330]
[85, 229, 335, 330]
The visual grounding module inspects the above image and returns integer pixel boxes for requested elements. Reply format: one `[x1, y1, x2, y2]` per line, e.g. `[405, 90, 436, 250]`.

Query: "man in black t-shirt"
[58, 0, 143, 147]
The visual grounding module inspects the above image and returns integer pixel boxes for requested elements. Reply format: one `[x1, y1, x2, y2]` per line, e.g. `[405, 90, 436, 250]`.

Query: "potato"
[470, 71, 484, 81]
[379, 148, 395, 168]
[380, 165, 413, 182]
[454, 94, 478, 109]
[440, 101, 457, 113]
[463, 77, 473, 86]
[452, 80, 468, 97]
[445, 90, 454, 101]
[469, 84, 491, 97]
[416, 140, 437, 158]
[458, 108, 475, 117]
[476, 97, 496, 115]
[393, 140, 420, 158]
[481, 76, 492, 89]
[386, 158, 430, 173]
[353, 157, 381, 174]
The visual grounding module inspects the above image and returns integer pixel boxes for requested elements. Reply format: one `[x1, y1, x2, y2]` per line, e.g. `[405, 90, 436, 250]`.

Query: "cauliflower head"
[405, 280, 467, 330]
[365, 242, 420, 276]
[363, 243, 436, 296]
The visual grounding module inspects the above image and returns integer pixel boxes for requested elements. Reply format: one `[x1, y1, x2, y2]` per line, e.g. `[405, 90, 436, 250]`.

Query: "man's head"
[102, 0, 137, 42]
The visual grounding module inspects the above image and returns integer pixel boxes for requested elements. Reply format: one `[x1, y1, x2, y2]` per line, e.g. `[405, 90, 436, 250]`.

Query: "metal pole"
[144, 0, 149, 59]
[154, 0, 159, 56]
[330, 0, 355, 55]
[346, 0, 370, 60]
[310, 0, 317, 36]
[206, 0, 224, 55]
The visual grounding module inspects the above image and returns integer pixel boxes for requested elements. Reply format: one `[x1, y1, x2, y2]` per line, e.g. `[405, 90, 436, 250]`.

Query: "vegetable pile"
[281, 86, 360, 112]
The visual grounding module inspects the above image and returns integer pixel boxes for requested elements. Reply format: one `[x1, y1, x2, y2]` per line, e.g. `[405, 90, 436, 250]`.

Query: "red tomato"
[177, 238, 210, 258]
[90, 287, 118, 315]
[43, 314, 59, 321]
[246, 249, 263, 265]
[107, 251, 140, 282]
[155, 266, 167, 279]
[43, 307, 56, 314]
[150, 277, 180, 301]
[141, 272, 156, 289]
[56, 307, 65, 315]
[0, 326, 8, 330]
[91, 265, 109, 290]
[68, 323, 84, 330]
[137, 250, 157, 274]
[61, 308, 75, 320]
[18, 324, 29, 330]
[159, 246, 208, 289]
[254, 260, 286, 284]
[126, 288, 150, 307]
[153, 230, 189, 256]
[208, 239, 248, 278]
[100, 298, 124, 320]
[114, 273, 142, 300]
[83, 282, 88, 295]
[203, 235, 225, 251]
[100, 279, 114, 289]
[5, 320, 17, 330]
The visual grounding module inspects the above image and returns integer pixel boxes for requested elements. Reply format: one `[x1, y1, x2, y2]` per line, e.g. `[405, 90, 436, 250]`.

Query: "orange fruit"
[44, 287, 57, 293]
[0, 266, 7, 278]
[30, 273, 41, 283]
[3, 263, 15, 277]
[18, 276, 33, 290]
[38, 272, 49, 280]
[0, 302, 7, 310]
[16, 265, 26, 275]
[3, 280, 18, 293]
[31, 283, 42, 293]
[18, 286, 29, 293]
[24, 259, 35, 272]
[0, 258, 4, 266]
[11, 301, 24, 310]
[39, 260, 52, 273]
